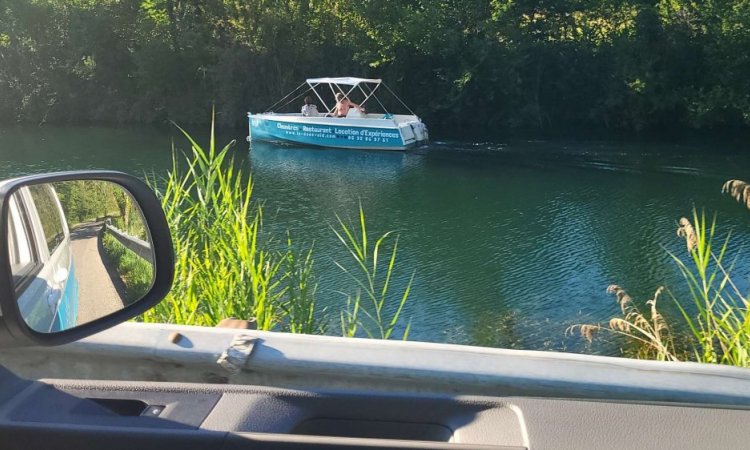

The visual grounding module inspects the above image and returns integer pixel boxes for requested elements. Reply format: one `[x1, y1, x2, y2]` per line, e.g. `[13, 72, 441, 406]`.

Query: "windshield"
[2, 1, 750, 369]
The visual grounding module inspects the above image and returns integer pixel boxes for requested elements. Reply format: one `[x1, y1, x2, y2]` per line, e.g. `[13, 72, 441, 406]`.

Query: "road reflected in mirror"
[6, 180, 155, 333]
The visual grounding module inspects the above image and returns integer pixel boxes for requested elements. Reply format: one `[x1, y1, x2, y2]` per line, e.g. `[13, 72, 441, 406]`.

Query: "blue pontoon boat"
[248, 77, 428, 151]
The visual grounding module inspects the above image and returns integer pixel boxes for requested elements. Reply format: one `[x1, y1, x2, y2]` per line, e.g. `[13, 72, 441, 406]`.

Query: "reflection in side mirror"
[6, 180, 155, 333]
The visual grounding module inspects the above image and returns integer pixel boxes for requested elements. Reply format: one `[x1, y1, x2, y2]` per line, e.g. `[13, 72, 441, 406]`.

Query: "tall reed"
[571, 207, 750, 367]
[139, 118, 415, 341]
[279, 237, 326, 334]
[141, 118, 287, 329]
[333, 204, 414, 340]
[669, 210, 750, 366]
[568, 285, 678, 361]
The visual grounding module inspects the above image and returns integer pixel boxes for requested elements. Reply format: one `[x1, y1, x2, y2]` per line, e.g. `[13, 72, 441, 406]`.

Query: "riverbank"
[3, 1, 750, 134]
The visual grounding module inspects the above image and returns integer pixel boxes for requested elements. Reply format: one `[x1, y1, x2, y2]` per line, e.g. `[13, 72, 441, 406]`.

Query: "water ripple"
[3, 127, 750, 353]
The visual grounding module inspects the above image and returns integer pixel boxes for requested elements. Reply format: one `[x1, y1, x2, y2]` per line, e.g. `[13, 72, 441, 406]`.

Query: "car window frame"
[7, 193, 43, 296]
[26, 184, 66, 256]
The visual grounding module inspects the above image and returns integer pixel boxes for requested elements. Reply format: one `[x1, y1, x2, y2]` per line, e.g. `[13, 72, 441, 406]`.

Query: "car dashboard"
[1, 323, 750, 449]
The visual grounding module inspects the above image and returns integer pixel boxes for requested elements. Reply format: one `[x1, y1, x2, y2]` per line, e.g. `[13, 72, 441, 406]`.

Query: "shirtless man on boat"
[333, 93, 365, 117]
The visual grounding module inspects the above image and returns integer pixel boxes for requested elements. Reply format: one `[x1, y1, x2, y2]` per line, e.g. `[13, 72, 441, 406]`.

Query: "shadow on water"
[248, 141, 423, 180]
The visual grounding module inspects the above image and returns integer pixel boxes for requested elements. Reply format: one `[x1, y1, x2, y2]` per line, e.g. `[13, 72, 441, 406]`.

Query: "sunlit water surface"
[2, 125, 749, 355]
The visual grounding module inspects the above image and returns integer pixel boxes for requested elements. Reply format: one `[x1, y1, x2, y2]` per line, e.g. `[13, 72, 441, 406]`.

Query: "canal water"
[2, 125, 749, 355]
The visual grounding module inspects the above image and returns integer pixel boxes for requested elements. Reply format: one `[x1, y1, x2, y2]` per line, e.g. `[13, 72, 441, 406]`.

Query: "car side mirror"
[0, 171, 174, 346]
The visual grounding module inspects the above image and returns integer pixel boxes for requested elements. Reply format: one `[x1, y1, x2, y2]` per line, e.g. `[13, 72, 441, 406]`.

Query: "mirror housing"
[0, 171, 174, 347]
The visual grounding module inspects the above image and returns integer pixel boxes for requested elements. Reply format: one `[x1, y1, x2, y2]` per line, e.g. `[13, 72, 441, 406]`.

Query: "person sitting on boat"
[301, 96, 319, 117]
[334, 93, 365, 117]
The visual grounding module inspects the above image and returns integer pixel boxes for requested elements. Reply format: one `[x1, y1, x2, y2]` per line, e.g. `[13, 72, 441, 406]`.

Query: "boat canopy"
[262, 76, 415, 117]
[306, 77, 382, 86]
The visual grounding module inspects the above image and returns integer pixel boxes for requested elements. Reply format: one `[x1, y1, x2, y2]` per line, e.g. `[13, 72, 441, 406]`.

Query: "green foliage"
[669, 210, 750, 367]
[110, 190, 149, 240]
[2, 0, 750, 133]
[54, 180, 120, 226]
[101, 232, 154, 304]
[140, 117, 288, 329]
[139, 119, 413, 340]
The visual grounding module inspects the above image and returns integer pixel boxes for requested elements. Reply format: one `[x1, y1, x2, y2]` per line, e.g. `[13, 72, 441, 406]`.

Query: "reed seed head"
[609, 318, 630, 332]
[676, 217, 697, 253]
[607, 284, 632, 313]
[579, 324, 599, 343]
[722, 179, 750, 211]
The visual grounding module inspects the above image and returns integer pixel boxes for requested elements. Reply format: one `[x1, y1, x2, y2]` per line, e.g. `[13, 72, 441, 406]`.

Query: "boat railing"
[255, 112, 418, 122]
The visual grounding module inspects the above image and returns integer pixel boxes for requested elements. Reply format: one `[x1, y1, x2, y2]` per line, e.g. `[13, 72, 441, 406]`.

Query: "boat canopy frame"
[261, 77, 416, 116]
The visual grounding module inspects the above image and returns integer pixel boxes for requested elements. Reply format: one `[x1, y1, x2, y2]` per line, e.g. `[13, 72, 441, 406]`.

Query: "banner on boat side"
[250, 117, 406, 149]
